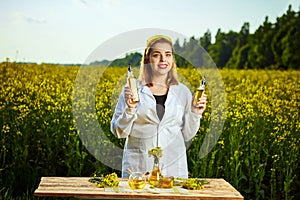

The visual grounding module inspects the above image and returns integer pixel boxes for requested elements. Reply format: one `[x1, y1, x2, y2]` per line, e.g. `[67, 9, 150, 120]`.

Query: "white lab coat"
[110, 82, 201, 178]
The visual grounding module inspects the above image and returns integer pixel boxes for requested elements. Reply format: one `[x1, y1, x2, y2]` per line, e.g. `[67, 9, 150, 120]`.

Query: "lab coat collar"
[140, 83, 180, 107]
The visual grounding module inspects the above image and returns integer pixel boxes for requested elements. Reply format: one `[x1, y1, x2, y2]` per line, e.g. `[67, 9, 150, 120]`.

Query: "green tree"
[178, 36, 205, 67]
[174, 39, 182, 54]
[272, 5, 300, 69]
[247, 16, 275, 69]
[208, 29, 238, 68]
[200, 29, 212, 51]
[110, 52, 142, 67]
[225, 22, 250, 69]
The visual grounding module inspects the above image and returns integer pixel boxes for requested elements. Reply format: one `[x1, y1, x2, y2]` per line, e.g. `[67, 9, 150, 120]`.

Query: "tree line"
[101, 5, 299, 70]
[177, 5, 300, 70]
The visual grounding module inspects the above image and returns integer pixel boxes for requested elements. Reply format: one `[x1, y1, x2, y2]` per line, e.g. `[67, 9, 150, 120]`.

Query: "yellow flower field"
[0, 62, 299, 199]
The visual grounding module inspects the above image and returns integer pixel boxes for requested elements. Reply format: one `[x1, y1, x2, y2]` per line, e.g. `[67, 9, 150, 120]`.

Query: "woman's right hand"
[124, 86, 137, 108]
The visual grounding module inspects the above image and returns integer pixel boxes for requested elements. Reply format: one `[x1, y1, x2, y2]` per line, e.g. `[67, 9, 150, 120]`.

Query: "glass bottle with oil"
[148, 157, 161, 187]
[127, 64, 140, 102]
[193, 76, 206, 107]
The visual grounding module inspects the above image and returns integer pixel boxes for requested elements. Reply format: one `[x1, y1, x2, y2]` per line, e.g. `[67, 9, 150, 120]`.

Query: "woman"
[110, 35, 207, 178]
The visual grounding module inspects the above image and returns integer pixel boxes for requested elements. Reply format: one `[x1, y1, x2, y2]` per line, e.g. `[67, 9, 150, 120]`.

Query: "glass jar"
[158, 176, 174, 188]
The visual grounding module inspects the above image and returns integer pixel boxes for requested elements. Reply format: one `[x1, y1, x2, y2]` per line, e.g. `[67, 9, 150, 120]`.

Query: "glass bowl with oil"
[128, 172, 147, 190]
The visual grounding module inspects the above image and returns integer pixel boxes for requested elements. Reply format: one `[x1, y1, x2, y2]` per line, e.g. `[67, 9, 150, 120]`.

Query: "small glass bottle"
[193, 76, 206, 107]
[127, 64, 140, 102]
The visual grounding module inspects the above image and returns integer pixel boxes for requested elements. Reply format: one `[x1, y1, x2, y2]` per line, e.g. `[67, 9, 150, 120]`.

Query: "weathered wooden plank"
[34, 177, 244, 199]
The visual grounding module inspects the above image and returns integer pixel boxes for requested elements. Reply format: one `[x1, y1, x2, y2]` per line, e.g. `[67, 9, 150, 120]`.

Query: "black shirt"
[153, 94, 167, 121]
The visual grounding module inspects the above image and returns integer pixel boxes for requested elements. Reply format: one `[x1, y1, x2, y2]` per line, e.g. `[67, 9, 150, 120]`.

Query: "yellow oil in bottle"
[127, 64, 139, 102]
[193, 76, 206, 107]
[148, 166, 161, 187]
[193, 89, 204, 107]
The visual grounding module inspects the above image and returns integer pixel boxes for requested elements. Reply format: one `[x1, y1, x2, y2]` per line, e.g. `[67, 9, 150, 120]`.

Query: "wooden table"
[34, 177, 244, 199]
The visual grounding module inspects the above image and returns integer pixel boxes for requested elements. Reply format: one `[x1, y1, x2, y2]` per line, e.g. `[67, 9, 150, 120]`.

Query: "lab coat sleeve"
[181, 89, 202, 141]
[110, 88, 137, 138]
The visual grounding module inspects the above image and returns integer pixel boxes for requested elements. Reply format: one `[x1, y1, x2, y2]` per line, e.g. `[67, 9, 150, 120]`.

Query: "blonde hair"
[139, 35, 179, 87]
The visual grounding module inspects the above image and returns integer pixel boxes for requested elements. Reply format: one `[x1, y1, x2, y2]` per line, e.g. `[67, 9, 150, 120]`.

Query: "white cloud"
[79, 0, 89, 5]
[12, 12, 46, 24]
[23, 16, 46, 24]
[74, 0, 89, 6]
[105, 0, 121, 7]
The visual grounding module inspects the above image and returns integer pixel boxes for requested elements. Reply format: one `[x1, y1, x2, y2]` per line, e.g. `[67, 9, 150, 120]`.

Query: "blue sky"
[1, 0, 299, 64]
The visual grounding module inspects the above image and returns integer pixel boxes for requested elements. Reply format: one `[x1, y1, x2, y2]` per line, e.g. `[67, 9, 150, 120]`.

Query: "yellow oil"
[159, 176, 174, 188]
[193, 89, 204, 107]
[148, 166, 161, 187]
[128, 179, 146, 190]
[128, 77, 140, 102]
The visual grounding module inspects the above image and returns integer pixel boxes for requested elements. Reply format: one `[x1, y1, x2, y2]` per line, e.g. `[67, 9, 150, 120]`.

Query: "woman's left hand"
[191, 94, 207, 115]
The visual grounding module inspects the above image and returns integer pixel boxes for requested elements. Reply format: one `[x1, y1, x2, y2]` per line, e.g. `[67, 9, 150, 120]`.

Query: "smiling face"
[140, 36, 179, 87]
[149, 42, 174, 77]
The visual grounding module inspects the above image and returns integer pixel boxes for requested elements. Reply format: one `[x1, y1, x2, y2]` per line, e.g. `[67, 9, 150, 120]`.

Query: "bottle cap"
[128, 64, 132, 72]
[201, 76, 206, 86]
